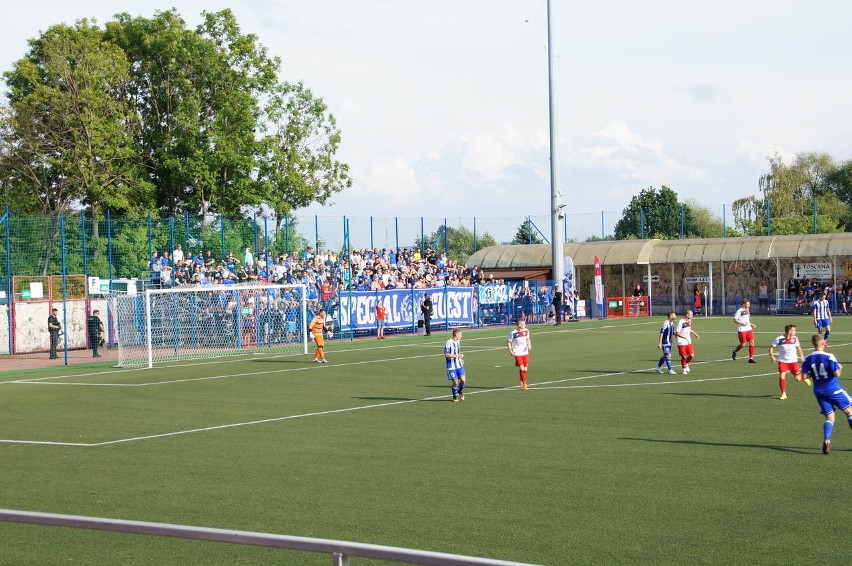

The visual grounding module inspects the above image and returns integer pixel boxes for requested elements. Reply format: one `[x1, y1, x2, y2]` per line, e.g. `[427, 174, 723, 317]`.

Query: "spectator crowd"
[786, 276, 852, 315]
[147, 245, 506, 294]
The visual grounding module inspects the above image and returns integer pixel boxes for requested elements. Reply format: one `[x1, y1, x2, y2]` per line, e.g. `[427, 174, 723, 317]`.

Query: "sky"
[4, 0, 852, 242]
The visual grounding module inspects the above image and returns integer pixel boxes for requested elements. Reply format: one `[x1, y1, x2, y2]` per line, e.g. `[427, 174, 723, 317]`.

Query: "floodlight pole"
[547, 0, 564, 288]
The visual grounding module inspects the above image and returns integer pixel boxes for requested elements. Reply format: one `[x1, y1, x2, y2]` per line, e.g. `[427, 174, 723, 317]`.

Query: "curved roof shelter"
[468, 233, 852, 270]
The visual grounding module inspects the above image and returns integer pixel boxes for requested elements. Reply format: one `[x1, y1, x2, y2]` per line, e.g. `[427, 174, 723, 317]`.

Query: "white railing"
[0, 509, 540, 566]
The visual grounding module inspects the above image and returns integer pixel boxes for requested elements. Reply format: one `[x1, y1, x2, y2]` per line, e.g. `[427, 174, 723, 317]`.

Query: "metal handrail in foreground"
[0, 509, 541, 566]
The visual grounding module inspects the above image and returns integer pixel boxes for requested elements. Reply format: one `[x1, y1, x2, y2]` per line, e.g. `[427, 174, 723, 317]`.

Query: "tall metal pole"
[547, 0, 564, 286]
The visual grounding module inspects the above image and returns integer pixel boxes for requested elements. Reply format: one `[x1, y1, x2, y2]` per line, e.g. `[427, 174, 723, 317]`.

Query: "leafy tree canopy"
[613, 186, 696, 240]
[511, 219, 545, 245]
[0, 9, 350, 226]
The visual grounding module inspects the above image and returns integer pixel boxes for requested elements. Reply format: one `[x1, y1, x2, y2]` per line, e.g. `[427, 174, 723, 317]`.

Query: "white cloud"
[356, 156, 420, 204]
[457, 127, 546, 182]
[573, 120, 706, 183]
[736, 140, 794, 164]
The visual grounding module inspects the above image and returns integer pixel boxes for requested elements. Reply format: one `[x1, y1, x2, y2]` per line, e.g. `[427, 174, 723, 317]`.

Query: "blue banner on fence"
[338, 287, 474, 330]
[477, 283, 510, 305]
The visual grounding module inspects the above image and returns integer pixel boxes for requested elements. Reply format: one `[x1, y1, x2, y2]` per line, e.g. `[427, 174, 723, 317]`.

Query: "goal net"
[113, 284, 308, 368]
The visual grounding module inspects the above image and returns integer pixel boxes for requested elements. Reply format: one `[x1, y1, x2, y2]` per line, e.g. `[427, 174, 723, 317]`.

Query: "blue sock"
[847, 416, 852, 430]
[824, 330, 830, 342]
[665, 357, 672, 370]
[458, 381, 465, 394]
[824, 420, 834, 441]
[451, 385, 459, 398]
[657, 356, 665, 368]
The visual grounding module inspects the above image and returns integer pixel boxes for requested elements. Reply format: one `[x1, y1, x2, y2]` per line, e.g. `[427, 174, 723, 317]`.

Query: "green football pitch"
[1, 314, 850, 565]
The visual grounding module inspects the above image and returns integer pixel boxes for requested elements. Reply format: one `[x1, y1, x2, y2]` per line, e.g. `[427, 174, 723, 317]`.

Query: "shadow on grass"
[621, 437, 815, 454]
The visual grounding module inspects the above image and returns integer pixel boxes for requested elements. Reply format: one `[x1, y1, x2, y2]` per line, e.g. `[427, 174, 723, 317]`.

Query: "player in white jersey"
[732, 298, 757, 363]
[674, 310, 701, 374]
[508, 318, 532, 390]
[812, 291, 833, 345]
[445, 329, 467, 402]
[768, 324, 806, 400]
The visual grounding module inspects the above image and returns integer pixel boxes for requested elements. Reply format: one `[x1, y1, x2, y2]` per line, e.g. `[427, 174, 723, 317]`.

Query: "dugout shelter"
[467, 233, 852, 316]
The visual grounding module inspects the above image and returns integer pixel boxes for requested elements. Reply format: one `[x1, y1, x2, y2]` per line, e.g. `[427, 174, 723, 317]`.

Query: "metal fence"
[0, 509, 538, 566]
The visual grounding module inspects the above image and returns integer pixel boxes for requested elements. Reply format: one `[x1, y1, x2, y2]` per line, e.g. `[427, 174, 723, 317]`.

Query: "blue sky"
[4, 1, 852, 241]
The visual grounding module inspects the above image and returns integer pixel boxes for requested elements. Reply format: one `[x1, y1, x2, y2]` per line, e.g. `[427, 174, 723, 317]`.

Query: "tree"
[414, 225, 496, 264]
[613, 186, 694, 239]
[682, 199, 733, 238]
[511, 219, 545, 244]
[733, 152, 849, 235]
[258, 81, 352, 231]
[1, 20, 151, 219]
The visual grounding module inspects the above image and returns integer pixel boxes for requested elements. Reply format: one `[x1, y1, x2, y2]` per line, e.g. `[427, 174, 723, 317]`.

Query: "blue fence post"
[314, 215, 319, 253]
[253, 212, 258, 253]
[147, 212, 152, 262]
[3, 207, 12, 354]
[60, 215, 69, 361]
[473, 217, 477, 254]
[444, 218, 448, 256]
[394, 217, 399, 251]
[285, 216, 290, 255]
[420, 217, 424, 256]
[169, 216, 175, 260]
[767, 201, 771, 236]
[370, 216, 374, 250]
[184, 211, 191, 251]
[263, 217, 269, 261]
[79, 209, 88, 277]
[813, 196, 817, 234]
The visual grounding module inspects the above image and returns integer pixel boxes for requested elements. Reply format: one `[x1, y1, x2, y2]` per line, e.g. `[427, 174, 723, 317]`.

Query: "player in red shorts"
[769, 324, 807, 400]
[675, 310, 701, 374]
[732, 298, 757, 362]
[508, 318, 532, 390]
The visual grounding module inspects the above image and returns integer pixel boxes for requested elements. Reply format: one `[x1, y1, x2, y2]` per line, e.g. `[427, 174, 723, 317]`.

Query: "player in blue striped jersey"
[801, 334, 852, 455]
[655, 311, 677, 374]
[445, 329, 467, 402]
[812, 291, 833, 345]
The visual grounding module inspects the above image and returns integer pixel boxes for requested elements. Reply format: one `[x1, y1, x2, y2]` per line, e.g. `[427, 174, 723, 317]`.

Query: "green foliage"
[682, 199, 727, 238]
[613, 186, 695, 239]
[0, 20, 153, 219]
[1, 9, 349, 229]
[584, 234, 616, 242]
[415, 225, 496, 264]
[510, 219, 544, 245]
[734, 152, 850, 235]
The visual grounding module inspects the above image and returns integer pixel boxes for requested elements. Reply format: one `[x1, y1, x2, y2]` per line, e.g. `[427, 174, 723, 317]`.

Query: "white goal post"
[113, 284, 308, 368]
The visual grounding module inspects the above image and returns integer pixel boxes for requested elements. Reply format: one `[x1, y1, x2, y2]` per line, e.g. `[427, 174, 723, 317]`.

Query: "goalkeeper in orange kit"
[309, 309, 329, 363]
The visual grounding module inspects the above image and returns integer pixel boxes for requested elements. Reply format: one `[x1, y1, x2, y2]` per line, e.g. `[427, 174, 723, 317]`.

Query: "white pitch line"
[8, 346, 508, 388]
[3, 333, 844, 447]
[0, 360, 769, 448]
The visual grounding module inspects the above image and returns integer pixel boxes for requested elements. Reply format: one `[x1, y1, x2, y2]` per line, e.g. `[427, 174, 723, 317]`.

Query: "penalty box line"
[1, 321, 647, 388]
[0, 356, 771, 448]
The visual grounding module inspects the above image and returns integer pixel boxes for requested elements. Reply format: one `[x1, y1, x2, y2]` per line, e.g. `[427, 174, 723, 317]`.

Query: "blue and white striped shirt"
[445, 338, 463, 371]
[813, 299, 831, 321]
[660, 320, 674, 347]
